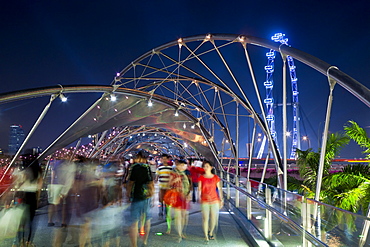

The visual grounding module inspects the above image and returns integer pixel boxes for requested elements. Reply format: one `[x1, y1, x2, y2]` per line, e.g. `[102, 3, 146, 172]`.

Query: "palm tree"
[295, 148, 320, 196]
[322, 164, 370, 213]
[318, 121, 370, 213]
[344, 120, 370, 159]
[296, 133, 350, 198]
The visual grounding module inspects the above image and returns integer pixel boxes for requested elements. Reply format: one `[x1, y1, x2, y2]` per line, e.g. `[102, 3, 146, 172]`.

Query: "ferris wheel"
[257, 33, 300, 159]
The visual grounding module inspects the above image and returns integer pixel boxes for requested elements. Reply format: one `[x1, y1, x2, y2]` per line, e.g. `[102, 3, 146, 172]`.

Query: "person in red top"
[198, 161, 223, 244]
[167, 159, 191, 243]
[189, 160, 204, 202]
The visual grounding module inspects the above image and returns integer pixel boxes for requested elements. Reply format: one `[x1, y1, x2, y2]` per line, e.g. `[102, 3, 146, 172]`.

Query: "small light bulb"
[60, 94, 67, 102]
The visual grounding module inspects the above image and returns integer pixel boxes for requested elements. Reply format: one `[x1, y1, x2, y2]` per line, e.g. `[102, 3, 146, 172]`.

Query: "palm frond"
[342, 164, 370, 175]
[333, 186, 366, 212]
[325, 133, 350, 161]
[323, 172, 369, 190]
[344, 120, 370, 159]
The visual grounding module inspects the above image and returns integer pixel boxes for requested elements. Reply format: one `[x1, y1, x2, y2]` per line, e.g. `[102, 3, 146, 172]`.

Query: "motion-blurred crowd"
[0, 152, 223, 247]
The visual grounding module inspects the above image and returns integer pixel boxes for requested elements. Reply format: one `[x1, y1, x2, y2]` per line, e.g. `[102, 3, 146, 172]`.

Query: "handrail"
[221, 178, 328, 247]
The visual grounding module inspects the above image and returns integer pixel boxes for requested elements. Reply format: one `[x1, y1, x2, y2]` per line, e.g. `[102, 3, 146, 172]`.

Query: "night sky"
[0, 1, 369, 158]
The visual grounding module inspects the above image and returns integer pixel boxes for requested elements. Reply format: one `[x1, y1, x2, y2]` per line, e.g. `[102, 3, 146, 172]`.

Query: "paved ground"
[0, 186, 250, 247]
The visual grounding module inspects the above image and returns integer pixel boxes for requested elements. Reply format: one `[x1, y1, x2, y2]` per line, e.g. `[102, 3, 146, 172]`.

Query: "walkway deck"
[0, 186, 251, 247]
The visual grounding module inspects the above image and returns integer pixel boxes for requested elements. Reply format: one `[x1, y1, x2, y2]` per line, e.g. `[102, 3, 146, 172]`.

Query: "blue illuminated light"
[264, 98, 273, 104]
[264, 81, 273, 86]
[259, 33, 300, 159]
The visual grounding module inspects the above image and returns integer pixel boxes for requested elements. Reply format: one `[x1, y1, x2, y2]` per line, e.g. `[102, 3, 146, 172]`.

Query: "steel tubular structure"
[0, 34, 369, 190]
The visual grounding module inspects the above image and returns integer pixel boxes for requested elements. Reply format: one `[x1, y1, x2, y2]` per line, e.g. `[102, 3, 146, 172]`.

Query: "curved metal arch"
[0, 85, 206, 130]
[132, 78, 280, 169]
[115, 33, 369, 108]
[91, 126, 198, 160]
[122, 139, 188, 158]
[122, 141, 170, 156]
[114, 39, 285, 174]
[139, 79, 240, 154]
[111, 33, 370, 189]
[0, 85, 216, 160]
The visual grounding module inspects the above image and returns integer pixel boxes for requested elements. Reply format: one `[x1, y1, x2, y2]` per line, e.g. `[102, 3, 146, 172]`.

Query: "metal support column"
[235, 102, 240, 207]
[280, 51, 288, 191]
[260, 151, 270, 184]
[1, 94, 57, 183]
[314, 66, 338, 201]
[247, 121, 257, 180]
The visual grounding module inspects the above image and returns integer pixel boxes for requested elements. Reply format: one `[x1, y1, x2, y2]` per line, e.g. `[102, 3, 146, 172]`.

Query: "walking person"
[14, 159, 43, 247]
[155, 154, 172, 226]
[47, 158, 76, 227]
[167, 159, 191, 243]
[126, 150, 154, 247]
[198, 161, 223, 244]
[189, 160, 204, 203]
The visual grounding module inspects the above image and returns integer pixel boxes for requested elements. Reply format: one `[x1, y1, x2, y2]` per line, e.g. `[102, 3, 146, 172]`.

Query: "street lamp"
[302, 135, 311, 149]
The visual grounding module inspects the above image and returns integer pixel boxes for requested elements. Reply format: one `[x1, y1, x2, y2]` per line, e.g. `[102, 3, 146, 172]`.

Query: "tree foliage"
[296, 132, 349, 197]
[322, 165, 370, 213]
[295, 121, 370, 214]
[344, 120, 370, 159]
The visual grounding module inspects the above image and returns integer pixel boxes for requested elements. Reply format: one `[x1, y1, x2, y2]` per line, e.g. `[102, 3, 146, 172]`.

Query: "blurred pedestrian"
[148, 156, 157, 180]
[101, 162, 121, 206]
[198, 161, 223, 244]
[14, 159, 42, 247]
[47, 158, 76, 227]
[189, 160, 204, 202]
[168, 159, 191, 243]
[75, 157, 101, 247]
[155, 154, 172, 219]
[126, 150, 154, 247]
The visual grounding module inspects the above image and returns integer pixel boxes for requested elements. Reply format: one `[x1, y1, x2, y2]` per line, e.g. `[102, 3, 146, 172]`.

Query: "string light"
[110, 94, 117, 102]
[59, 93, 67, 102]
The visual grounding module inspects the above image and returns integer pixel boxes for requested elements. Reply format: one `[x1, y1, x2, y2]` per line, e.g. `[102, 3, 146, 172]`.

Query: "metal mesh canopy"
[40, 91, 213, 160]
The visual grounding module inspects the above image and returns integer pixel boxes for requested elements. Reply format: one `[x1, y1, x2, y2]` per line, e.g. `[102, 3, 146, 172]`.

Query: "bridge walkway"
[0, 184, 252, 247]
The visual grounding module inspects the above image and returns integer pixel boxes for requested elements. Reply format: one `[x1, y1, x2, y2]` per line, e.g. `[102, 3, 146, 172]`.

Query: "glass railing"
[219, 170, 370, 247]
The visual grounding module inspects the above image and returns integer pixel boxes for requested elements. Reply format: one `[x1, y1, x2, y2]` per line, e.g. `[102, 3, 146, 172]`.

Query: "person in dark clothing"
[14, 159, 42, 247]
[126, 150, 154, 247]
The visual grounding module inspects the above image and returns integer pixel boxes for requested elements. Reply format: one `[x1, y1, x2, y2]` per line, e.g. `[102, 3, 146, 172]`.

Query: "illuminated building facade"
[8, 124, 25, 155]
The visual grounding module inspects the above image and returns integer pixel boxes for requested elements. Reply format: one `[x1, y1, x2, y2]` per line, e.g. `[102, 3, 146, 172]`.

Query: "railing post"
[246, 180, 252, 220]
[265, 186, 272, 241]
[302, 198, 307, 247]
[359, 204, 370, 247]
[302, 197, 313, 247]
[226, 173, 230, 200]
[304, 200, 313, 247]
[235, 176, 240, 207]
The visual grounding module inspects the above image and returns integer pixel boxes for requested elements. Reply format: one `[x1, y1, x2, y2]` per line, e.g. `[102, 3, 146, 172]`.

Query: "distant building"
[8, 124, 25, 155]
[24, 146, 43, 155]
